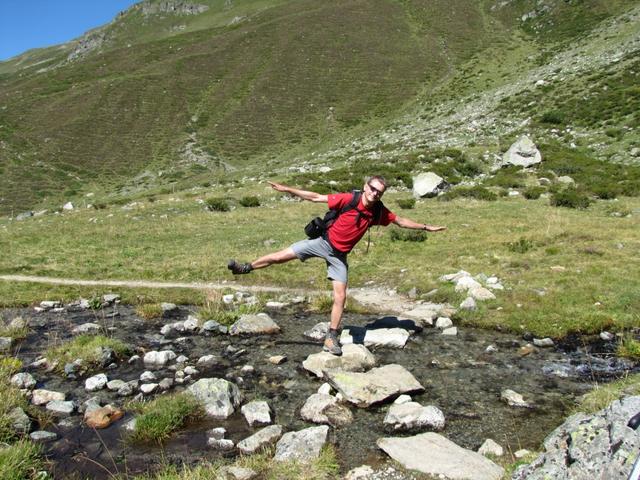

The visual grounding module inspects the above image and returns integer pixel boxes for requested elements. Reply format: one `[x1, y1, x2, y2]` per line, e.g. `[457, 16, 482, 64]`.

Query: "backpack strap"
[339, 190, 361, 215]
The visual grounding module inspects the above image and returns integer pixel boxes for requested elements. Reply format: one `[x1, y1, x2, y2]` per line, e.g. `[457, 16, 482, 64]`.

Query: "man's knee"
[333, 284, 347, 305]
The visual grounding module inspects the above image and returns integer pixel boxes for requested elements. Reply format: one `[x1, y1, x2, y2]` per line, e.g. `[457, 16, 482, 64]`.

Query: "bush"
[239, 196, 260, 207]
[591, 184, 620, 200]
[389, 229, 427, 242]
[439, 186, 497, 202]
[617, 336, 640, 360]
[540, 110, 565, 125]
[205, 197, 230, 212]
[396, 198, 416, 209]
[523, 186, 546, 199]
[46, 335, 129, 374]
[550, 188, 591, 209]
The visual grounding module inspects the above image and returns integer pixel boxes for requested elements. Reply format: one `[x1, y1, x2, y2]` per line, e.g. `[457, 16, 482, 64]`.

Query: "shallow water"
[6, 303, 638, 478]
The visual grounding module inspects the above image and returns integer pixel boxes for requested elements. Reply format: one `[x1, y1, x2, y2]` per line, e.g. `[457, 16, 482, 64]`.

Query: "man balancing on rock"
[228, 175, 446, 356]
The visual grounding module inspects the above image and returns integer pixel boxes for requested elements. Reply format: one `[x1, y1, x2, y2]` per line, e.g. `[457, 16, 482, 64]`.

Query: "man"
[228, 175, 446, 355]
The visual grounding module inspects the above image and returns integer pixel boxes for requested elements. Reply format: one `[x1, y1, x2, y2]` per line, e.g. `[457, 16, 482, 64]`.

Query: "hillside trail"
[0, 274, 415, 313]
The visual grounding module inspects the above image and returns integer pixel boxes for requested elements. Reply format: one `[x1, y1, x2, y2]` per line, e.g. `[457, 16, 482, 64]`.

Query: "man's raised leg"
[228, 247, 297, 274]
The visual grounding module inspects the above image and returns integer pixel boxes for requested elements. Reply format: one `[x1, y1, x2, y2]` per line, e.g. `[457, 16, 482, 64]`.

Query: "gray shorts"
[291, 237, 348, 283]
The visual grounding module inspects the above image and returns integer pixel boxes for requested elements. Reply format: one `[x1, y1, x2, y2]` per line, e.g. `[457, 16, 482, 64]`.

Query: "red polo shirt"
[326, 193, 396, 253]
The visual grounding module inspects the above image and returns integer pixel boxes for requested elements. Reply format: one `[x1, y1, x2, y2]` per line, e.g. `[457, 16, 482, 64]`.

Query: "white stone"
[237, 425, 283, 454]
[460, 297, 477, 310]
[143, 350, 176, 366]
[383, 402, 446, 431]
[501, 135, 542, 168]
[435, 317, 453, 329]
[442, 327, 458, 336]
[317, 383, 332, 395]
[140, 371, 157, 382]
[274, 425, 329, 463]
[11, 372, 37, 390]
[85, 374, 108, 392]
[241, 400, 272, 426]
[412, 172, 446, 198]
[479, 438, 504, 457]
[197, 355, 217, 367]
[46, 400, 76, 417]
[140, 383, 158, 394]
[501, 389, 531, 408]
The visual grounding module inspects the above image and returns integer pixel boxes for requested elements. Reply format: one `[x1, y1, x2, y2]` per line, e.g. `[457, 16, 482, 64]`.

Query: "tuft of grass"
[135, 303, 163, 320]
[0, 357, 29, 443]
[389, 229, 427, 242]
[575, 373, 640, 414]
[205, 197, 230, 212]
[45, 335, 129, 374]
[396, 198, 416, 210]
[129, 393, 204, 444]
[0, 440, 44, 480]
[239, 196, 261, 208]
[309, 295, 334, 313]
[197, 290, 263, 327]
[617, 335, 640, 360]
[506, 238, 535, 254]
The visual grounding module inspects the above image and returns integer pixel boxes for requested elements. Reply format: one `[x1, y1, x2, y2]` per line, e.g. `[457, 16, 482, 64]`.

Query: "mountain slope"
[0, 0, 638, 215]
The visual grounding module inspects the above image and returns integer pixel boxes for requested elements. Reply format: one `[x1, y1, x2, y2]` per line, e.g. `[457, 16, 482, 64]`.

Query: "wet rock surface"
[1, 301, 638, 478]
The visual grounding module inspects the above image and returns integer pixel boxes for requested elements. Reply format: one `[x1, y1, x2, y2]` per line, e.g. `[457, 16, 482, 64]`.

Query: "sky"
[0, 0, 140, 61]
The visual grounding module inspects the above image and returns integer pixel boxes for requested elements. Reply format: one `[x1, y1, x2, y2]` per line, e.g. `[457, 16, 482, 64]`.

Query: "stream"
[5, 301, 638, 478]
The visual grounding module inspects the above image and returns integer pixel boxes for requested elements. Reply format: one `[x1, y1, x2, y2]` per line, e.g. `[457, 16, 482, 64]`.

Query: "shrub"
[591, 184, 620, 200]
[389, 229, 427, 242]
[540, 110, 565, 125]
[439, 186, 497, 202]
[239, 196, 260, 207]
[129, 393, 203, 444]
[396, 198, 416, 209]
[550, 188, 591, 209]
[523, 186, 546, 200]
[205, 197, 230, 212]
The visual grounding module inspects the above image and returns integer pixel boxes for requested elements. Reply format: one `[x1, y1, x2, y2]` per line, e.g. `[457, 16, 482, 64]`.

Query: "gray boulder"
[274, 425, 329, 463]
[513, 395, 640, 480]
[30, 430, 58, 443]
[377, 432, 504, 480]
[230, 314, 280, 335]
[46, 400, 76, 417]
[326, 364, 424, 407]
[501, 135, 542, 168]
[237, 425, 283, 455]
[187, 378, 243, 418]
[85, 373, 108, 392]
[412, 172, 447, 198]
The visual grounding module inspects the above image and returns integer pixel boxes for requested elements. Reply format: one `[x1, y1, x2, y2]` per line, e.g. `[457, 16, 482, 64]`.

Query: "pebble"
[268, 355, 287, 365]
[30, 431, 57, 443]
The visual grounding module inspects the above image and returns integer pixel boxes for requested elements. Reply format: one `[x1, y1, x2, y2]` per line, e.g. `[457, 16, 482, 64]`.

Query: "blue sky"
[0, 0, 139, 61]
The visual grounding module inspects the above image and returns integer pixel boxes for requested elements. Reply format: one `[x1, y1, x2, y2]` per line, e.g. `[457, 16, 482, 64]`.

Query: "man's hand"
[267, 181, 289, 193]
[425, 225, 446, 232]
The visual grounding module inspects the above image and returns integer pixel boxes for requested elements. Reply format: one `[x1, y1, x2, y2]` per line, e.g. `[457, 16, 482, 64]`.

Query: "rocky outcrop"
[141, 1, 209, 16]
[513, 395, 640, 480]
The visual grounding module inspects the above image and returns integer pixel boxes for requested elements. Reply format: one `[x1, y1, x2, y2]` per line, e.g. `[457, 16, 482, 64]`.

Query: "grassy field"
[1, 186, 638, 338]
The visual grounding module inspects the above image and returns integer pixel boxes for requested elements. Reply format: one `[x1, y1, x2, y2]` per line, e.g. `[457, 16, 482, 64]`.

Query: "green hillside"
[0, 0, 638, 215]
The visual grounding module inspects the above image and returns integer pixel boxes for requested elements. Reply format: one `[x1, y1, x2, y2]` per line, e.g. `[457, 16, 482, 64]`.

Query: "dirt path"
[0, 274, 313, 294]
[0, 274, 416, 313]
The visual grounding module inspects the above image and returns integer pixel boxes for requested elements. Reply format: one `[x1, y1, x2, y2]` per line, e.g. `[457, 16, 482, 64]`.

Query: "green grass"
[617, 335, 640, 360]
[132, 446, 339, 480]
[129, 393, 204, 444]
[45, 334, 130, 374]
[0, 440, 44, 480]
[2, 190, 639, 338]
[575, 373, 640, 414]
[135, 303, 164, 320]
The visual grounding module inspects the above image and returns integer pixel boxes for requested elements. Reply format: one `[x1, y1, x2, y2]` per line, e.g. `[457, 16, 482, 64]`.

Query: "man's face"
[365, 179, 385, 203]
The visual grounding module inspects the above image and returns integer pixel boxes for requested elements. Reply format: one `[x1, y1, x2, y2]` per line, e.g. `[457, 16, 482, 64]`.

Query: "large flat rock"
[326, 364, 424, 407]
[377, 432, 504, 480]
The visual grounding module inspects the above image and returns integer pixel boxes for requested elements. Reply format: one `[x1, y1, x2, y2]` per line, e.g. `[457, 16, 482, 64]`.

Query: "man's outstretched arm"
[393, 216, 446, 232]
[268, 181, 328, 203]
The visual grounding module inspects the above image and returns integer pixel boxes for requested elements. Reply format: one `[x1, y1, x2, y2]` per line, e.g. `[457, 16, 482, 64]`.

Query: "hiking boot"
[227, 259, 253, 275]
[323, 331, 342, 356]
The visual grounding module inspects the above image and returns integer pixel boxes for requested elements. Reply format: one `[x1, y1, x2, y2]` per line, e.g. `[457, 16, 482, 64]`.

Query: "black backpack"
[304, 190, 383, 239]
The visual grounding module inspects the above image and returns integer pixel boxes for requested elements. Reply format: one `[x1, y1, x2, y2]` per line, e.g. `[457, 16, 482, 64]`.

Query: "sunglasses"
[367, 182, 384, 196]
